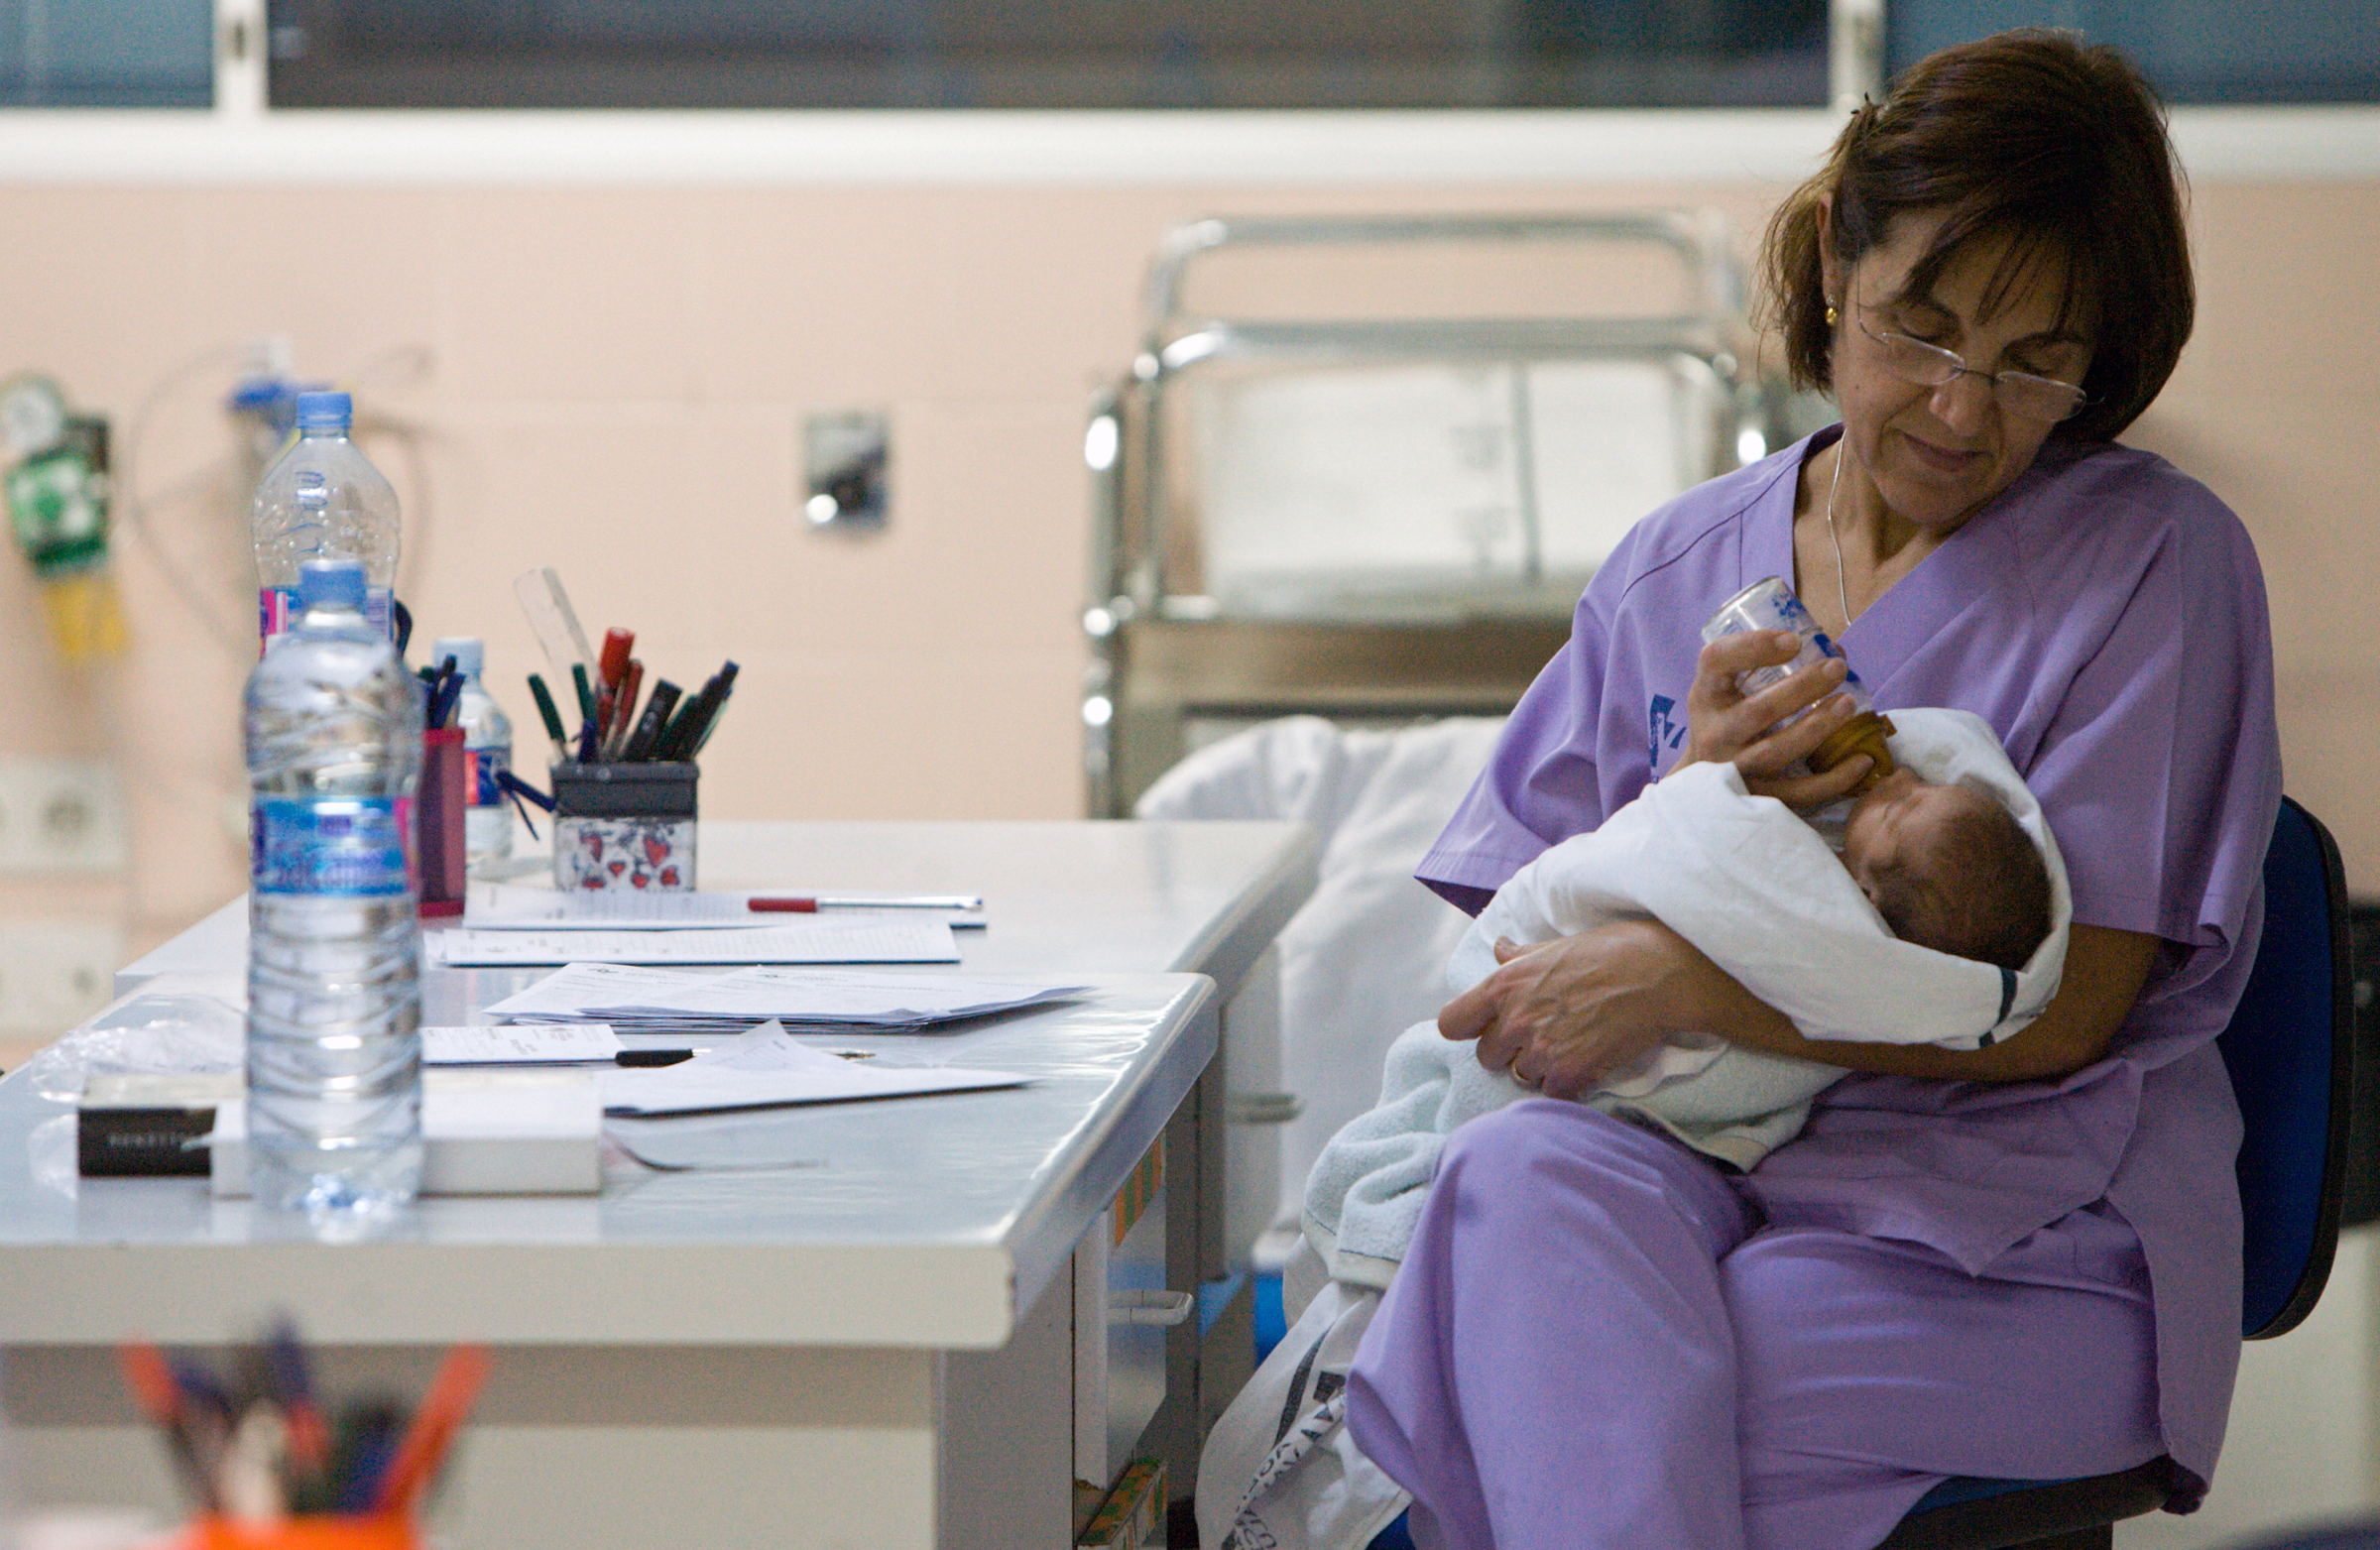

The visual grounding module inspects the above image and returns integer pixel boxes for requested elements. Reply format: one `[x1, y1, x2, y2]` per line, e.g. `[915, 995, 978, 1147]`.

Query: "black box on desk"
[551, 761, 698, 892]
[78, 1073, 241, 1177]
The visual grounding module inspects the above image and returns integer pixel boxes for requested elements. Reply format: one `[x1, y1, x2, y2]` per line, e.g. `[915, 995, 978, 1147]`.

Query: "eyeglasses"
[1853, 308, 2090, 424]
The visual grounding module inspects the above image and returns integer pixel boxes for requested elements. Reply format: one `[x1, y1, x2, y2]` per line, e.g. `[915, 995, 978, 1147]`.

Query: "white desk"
[4, 819, 1320, 1550]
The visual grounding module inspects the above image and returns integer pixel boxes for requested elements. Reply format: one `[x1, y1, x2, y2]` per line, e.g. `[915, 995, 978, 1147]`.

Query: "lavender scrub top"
[1418, 426, 2282, 1490]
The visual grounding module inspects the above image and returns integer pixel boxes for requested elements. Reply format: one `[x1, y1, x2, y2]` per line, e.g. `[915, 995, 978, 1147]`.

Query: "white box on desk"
[210, 1068, 603, 1197]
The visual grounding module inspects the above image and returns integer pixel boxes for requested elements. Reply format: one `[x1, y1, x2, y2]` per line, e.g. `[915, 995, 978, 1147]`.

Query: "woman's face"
[1822, 208, 2095, 535]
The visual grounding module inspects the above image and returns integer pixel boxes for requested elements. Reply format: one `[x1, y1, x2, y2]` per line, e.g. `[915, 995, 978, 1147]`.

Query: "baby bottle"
[1701, 576, 1896, 791]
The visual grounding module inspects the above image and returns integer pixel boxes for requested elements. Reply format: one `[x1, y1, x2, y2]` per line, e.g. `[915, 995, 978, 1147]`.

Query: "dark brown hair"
[1760, 30, 2193, 443]
[1868, 787, 2053, 972]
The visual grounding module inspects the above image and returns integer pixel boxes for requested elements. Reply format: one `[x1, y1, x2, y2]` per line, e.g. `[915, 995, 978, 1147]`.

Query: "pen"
[426, 656, 463, 730]
[748, 894, 984, 912]
[119, 1341, 220, 1511]
[621, 678, 681, 762]
[603, 659, 644, 760]
[598, 628, 634, 693]
[494, 769, 553, 840]
[372, 1345, 492, 1515]
[570, 662, 595, 725]
[689, 660, 738, 755]
[527, 673, 569, 763]
[266, 1318, 329, 1473]
[655, 660, 737, 762]
[327, 1398, 404, 1514]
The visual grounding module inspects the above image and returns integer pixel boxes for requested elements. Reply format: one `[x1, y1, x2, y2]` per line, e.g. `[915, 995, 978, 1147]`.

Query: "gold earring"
[1826, 302, 1840, 326]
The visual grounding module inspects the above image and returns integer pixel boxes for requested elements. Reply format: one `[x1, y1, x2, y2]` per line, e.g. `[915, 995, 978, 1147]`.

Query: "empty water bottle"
[245, 558, 423, 1223]
[428, 636, 515, 863]
[251, 391, 400, 653]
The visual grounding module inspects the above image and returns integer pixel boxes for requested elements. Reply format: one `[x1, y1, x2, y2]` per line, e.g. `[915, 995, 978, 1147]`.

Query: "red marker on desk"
[749, 894, 983, 912]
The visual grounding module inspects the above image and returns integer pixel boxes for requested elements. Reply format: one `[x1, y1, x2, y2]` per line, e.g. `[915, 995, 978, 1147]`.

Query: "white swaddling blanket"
[1304, 707, 2072, 1289]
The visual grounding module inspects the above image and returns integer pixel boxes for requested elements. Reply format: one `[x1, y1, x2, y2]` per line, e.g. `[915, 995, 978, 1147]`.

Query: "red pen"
[373, 1344, 492, 1515]
[597, 627, 634, 692]
[749, 894, 983, 912]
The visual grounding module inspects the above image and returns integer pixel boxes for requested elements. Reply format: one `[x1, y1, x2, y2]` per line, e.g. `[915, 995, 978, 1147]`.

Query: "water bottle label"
[469, 747, 511, 809]
[258, 585, 398, 653]
[258, 587, 293, 656]
[253, 797, 412, 896]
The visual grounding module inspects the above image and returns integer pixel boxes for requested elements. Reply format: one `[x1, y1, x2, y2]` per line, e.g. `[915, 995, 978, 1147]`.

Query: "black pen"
[622, 679, 681, 762]
[657, 661, 737, 761]
[690, 661, 738, 755]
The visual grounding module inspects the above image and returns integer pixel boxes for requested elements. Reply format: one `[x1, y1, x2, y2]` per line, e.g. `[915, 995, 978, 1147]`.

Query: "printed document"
[596, 1019, 1027, 1116]
[482, 962, 1089, 1031]
[425, 918, 958, 967]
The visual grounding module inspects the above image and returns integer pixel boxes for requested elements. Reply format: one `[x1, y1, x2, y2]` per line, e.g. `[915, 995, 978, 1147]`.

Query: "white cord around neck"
[1824, 441, 1852, 628]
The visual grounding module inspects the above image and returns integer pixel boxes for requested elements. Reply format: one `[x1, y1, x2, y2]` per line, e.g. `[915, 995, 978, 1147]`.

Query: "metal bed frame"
[1082, 209, 1796, 817]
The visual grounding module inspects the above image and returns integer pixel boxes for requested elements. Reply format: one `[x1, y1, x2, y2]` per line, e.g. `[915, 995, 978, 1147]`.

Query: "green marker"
[527, 673, 569, 763]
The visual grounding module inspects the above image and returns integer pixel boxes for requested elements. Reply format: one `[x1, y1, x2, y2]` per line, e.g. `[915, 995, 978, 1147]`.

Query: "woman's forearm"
[1680, 923, 2160, 1083]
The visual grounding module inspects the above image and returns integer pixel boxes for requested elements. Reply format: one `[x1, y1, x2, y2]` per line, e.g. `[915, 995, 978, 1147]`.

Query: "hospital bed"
[1082, 208, 1801, 818]
[1086, 211, 1808, 1238]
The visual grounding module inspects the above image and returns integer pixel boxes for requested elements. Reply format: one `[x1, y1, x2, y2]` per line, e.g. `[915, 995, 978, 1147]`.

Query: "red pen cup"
[416, 728, 467, 917]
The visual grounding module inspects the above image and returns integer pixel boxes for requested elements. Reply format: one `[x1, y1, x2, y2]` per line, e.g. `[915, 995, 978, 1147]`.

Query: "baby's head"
[1842, 767, 2051, 971]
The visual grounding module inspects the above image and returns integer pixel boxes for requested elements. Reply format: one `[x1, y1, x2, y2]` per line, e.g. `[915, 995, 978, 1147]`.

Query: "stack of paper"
[597, 1020, 1028, 1117]
[481, 962, 1089, 1034]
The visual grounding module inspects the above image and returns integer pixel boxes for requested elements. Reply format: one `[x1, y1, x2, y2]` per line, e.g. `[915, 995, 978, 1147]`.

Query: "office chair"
[1876, 795, 2354, 1550]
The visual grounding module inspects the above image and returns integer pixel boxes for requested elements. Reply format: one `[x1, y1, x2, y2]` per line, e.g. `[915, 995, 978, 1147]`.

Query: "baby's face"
[1841, 766, 1985, 906]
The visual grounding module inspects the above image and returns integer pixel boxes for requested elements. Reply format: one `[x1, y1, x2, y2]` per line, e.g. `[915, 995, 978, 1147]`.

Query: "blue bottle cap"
[294, 391, 353, 431]
[296, 558, 367, 612]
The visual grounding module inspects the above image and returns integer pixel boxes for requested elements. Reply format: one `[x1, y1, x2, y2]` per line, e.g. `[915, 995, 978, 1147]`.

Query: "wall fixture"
[803, 411, 890, 533]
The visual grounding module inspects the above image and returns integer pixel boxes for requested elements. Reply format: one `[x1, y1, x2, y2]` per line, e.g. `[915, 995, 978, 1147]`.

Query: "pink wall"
[0, 176, 2371, 988]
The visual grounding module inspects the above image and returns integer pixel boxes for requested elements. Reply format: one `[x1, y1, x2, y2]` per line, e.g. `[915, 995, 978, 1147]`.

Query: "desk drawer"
[1074, 1134, 1188, 1490]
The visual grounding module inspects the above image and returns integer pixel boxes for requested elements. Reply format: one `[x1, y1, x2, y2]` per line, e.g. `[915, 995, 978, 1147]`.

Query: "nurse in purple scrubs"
[1343, 30, 2281, 1550]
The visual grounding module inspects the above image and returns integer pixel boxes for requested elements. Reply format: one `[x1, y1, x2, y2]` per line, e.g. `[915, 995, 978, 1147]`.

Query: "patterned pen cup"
[550, 761, 697, 892]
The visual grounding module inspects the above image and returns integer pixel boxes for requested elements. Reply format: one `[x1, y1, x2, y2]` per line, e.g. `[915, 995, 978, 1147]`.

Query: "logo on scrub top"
[1647, 693, 1687, 769]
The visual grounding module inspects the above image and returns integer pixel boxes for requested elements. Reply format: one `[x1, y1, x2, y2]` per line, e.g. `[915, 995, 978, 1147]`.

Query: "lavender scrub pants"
[1344, 1102, 2167, 1550]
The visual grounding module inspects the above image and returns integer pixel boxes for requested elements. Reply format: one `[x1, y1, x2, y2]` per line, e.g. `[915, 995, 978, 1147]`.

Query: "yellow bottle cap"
[1811, 711, 1897, 793]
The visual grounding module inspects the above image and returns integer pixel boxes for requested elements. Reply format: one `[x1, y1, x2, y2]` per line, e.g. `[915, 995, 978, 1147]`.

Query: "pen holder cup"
[176, 1515, 418, 1550]
[417, 728, 467, 917]
[551, 761, 697, 893]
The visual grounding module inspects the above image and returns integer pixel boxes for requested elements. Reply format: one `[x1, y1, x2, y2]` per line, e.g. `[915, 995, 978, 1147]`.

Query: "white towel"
[1306, 708, 2072, 1283]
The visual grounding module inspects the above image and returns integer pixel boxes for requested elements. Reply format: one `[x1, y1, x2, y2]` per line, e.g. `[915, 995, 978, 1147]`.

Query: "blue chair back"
[2217, 796, 2352, 1340]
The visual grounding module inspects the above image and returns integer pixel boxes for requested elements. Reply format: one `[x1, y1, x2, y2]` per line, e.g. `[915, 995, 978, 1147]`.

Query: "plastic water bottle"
[251, 391, 400, 654]
[244, 558, 424, 1223]
[428, 636, 515, 863]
